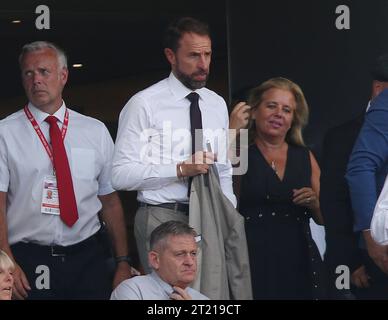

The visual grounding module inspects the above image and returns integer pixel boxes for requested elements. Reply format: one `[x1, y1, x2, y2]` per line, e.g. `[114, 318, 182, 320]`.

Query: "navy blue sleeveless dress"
[239, 144, 326, 299]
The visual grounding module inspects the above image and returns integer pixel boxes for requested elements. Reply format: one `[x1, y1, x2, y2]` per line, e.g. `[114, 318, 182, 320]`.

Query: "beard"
[175, 68, 209, 90]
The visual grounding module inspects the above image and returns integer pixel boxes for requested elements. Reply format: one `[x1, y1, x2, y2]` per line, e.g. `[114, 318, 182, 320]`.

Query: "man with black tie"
[112, 17, 236, 272]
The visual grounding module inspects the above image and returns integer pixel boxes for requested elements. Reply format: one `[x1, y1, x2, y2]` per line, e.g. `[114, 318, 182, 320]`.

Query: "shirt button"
[272, 212, 276, 216]
[258, 214, 263, 218]
[246, 216, 251, 220]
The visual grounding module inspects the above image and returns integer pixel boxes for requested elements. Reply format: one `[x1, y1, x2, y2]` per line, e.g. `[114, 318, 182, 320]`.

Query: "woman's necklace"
[271, 160, 278, 174]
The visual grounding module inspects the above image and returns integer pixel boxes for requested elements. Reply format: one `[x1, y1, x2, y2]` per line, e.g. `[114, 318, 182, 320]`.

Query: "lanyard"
[24, 106, 69, 165]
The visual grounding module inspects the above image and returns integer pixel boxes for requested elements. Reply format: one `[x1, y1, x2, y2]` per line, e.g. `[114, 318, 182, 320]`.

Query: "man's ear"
[164, 48, 176, 66]
[371, 80, 388, 99]
[148, 251, 160, 270]
[60, 67, 68, 86]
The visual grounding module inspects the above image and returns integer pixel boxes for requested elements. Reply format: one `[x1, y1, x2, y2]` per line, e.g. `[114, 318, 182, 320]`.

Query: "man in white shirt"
[112, 17, 236, 272]
[111, 221, 208, 300]
[0, 41, 135, 299]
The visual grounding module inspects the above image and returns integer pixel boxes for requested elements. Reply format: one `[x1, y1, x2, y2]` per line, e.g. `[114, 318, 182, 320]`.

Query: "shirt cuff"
[159, 164, 178, 178]
[0, 183, 8, 192]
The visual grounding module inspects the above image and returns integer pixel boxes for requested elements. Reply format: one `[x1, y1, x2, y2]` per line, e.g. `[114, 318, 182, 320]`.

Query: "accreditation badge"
[41, 175, 60, 215]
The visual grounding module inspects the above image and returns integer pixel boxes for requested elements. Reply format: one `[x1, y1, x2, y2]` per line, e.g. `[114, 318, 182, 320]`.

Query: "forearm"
[99, 192, 129, 258]
[0, 192, 13, 259]
[310, 204, 324, 225]
[112, 161, 178, 191]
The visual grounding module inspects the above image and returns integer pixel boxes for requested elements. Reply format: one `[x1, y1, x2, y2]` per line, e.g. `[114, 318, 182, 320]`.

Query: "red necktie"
[45, 116, 78, 227]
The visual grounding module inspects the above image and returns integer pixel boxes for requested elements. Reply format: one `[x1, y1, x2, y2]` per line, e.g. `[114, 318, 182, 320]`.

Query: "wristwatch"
[115, 255, 132, 265]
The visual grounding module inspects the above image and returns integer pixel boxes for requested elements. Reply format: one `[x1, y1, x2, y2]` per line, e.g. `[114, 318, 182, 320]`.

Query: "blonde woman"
[237, 77, 326, 299]
[0, 250, 14, 300]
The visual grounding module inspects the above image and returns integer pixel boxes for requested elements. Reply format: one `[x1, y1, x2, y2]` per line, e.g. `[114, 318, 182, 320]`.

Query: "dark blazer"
[346, 90, 388, 231]
[321, 110, 388, 299]
[320, 114, 364, 295]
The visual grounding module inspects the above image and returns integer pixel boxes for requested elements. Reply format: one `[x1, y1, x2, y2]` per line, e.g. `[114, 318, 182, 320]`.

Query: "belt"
[139, 202, 189, 215]
[14, 228, 106, 257]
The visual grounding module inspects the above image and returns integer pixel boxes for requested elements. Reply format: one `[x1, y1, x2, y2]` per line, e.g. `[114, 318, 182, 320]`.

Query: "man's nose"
[183, 254, 195, 265]
[197, 55, 208, 70]
[32, 72, 43, 84]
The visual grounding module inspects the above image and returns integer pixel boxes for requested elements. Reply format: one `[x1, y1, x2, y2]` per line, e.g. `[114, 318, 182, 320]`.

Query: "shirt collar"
[366, 100, 371, 112]
[167, 72, 206, 102]
[27, 101, 67, 125]
[150, 271, 174, 297]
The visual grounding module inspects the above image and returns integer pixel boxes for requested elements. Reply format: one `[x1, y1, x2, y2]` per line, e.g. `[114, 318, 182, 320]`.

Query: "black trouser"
[11, 229, 113, 300]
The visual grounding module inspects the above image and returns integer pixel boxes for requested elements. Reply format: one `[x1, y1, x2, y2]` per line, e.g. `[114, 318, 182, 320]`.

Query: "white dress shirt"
[110, 271, 209, 300]
[112, 72, 236, 206]
[0, 102, 115, 246]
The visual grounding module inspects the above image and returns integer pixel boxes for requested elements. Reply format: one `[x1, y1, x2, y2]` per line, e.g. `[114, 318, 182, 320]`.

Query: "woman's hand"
[229, 102, 251, 131]
[292, 187, 319, 211]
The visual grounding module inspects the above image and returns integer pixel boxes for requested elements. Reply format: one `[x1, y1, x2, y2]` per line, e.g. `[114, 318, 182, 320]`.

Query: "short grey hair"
[150, 221, 198, 252]
[0, 250, 14, 271]
[19, 41, 68, 69]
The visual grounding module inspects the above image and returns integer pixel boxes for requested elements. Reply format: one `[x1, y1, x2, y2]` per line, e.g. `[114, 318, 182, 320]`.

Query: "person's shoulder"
[68, 108, 107, 130]
[118, 274, 151, 289]
[133, 77, 170, 101]
[370, 88, 388, 110]
[187, 287, 210, 300]
[120, 77, 170, 114]
[0, 109, 26, 129]
[288, 144, 312, 161]
[200, 87, 227, 105]
[110, 275, 147, 300]
[289, 143, 308, 152]
[110, 277, 138, 300]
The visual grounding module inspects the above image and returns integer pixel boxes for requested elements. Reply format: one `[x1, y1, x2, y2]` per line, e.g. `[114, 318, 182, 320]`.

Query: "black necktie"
[186, 92, 203, 196]
[187, 92, 203, 153]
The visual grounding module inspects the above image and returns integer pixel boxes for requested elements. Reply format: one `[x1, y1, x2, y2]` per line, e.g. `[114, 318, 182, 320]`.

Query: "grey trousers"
[134, 205, 189, 273]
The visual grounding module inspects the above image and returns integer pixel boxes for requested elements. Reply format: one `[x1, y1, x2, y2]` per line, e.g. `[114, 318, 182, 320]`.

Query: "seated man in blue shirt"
[346, 54, 388, 298]
[111, 221, 208, 300]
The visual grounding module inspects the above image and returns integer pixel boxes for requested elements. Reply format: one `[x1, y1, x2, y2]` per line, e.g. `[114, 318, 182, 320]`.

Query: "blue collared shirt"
[110, 271, 209, 300]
